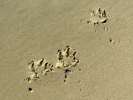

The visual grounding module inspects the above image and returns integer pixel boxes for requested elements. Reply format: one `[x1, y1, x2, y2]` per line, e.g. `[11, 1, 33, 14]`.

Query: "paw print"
[25, 45, 79, 86]
[26, 58, 54, 83]
[87, 8, 108, 25]
[55, 45, 79, 69]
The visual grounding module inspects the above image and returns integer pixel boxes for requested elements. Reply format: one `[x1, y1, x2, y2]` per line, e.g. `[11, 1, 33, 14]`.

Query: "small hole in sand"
[80, 88, 82, 92]
[109, 38, 113, 43]
[86, 21, 90, 24]
[78, 68, 82, 71]
[28, 87, 34, 93]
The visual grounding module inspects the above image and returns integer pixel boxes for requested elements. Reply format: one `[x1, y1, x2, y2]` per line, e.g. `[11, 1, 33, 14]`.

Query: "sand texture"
[0, 0, 133, 100]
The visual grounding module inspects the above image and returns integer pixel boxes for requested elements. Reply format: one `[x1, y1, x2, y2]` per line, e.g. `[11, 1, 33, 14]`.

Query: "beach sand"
[0, 0, 133, 100]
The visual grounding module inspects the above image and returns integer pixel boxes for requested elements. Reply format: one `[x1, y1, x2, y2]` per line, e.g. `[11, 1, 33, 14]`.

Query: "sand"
[0, 0, 133, 100]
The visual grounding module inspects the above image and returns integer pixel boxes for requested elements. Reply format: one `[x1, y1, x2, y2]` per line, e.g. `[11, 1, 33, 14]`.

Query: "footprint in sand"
[87, 8, 108, 25]
[25, 45, 80, 92]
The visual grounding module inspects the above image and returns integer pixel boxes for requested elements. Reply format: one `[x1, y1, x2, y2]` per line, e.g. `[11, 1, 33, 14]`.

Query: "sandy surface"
[0, 0, 133, 100]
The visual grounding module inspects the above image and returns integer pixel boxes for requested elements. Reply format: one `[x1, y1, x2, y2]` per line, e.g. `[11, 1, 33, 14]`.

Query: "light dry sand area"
[0, 0, 133, 100]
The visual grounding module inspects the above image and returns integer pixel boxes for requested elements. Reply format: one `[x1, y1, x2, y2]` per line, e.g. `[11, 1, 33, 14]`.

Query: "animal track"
[25, 45, 80, 92]
[55, 45, 79, 69]
[55, 45, 79, 82]
[87, 8, 108, 25]
[26, 58, 52, 83]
